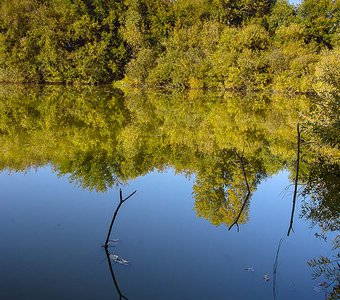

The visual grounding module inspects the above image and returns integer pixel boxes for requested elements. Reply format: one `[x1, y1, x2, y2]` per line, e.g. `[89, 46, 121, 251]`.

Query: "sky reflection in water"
[0, 167, 336, 300]
[0, 85, 338, 299]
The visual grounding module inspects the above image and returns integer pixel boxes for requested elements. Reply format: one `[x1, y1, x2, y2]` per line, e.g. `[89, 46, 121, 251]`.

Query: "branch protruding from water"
[104, 189, 136, 249]
[287, 123, 301, 236]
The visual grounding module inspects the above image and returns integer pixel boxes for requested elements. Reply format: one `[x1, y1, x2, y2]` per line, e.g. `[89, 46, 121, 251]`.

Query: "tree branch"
[287, 123, 301, 236]
[104, 189, 136, 248]
[229, 152, 252, 231]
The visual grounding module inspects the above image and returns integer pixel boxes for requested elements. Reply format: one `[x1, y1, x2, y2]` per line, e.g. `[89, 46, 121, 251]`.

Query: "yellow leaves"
[274, 23, 305, 46]
[0, 0, 129, 84]
[188, 77, 203, 90]
[206, 24, 271, 90]
[238, 23, 269, 51]
[125, 48, 157, 84]
[216, 27, 239, 52]
[121, 22, 144, 50]
[0, 85, 337, 215]
[313, 47, 340, 96]
[119, 126, 141, 159]
[200, 21, 224, 54]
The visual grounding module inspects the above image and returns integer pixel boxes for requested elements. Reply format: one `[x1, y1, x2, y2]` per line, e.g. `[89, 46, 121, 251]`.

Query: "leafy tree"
[209, 24, 270, 90]
[268, 0, 296, 35]
[308, 236, 340, 300]
[301, 161, 340, 232]
[298, 0, 339, 49]
[0, 0, 129, 83]
[0, 0, 337, 89]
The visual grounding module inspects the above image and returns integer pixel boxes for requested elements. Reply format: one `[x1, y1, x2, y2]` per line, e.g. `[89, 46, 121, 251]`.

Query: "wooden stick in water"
[287, 123, 301, 236]
[104, 189, 136, 248]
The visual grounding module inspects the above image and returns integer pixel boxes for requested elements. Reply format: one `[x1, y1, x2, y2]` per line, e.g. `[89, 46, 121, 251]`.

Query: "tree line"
[0, 0, 338, 91]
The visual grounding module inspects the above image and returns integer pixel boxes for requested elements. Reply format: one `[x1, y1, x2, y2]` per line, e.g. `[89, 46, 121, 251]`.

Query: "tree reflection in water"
[0, 85, 338, 229]
[0, 85, 338, 299]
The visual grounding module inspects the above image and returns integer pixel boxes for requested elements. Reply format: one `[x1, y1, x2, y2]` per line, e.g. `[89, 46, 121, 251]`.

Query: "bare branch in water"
[287, 123, 301, 236]
[104, 189, 136, 248]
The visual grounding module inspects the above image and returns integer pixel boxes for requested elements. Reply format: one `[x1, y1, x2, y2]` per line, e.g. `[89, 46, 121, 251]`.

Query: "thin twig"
[104, 189, 136, 248]
[287, 123, 301, 236]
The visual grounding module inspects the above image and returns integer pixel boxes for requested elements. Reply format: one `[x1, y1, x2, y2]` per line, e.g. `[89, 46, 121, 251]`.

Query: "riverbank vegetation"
[0, 0, 338, 91]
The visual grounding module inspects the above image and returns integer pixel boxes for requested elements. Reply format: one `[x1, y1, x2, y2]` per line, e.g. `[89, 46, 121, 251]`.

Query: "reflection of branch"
[228, 153, 251, 231]
[273, 238, 284, 300]
[104, 248, 129, 300]
[104, 189, 137, 248]
[287, 124, 301, 236]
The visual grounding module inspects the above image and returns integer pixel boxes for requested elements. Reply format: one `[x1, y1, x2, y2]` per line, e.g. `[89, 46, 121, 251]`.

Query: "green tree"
[298, 0, 339, 49]
[0, 0, 129, 83]
[268, 0, 296, 35]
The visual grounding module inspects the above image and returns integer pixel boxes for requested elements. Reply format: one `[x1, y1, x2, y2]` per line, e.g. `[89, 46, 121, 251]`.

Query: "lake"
[0, 85, 338, 300]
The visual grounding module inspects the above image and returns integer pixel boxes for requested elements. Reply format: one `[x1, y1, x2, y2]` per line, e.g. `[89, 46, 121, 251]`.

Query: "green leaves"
[0, 0, 338, 87]
[0, 0, 129, 83]
[298, 0, 339, 49]
[0, 85, 338, 229]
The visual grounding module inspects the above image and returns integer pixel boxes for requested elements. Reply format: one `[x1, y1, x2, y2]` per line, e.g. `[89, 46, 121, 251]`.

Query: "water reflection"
[308, 236, 340, 300]
[0, 85, 338, 232]
[301, 161, 340, 232]
[273, 238, 284, 300]
[104, 248, 129, 300]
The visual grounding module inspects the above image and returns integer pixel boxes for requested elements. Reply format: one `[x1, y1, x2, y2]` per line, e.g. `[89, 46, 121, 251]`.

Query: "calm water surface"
[0, 86, 338, 299]
[0, 169, 336, 300]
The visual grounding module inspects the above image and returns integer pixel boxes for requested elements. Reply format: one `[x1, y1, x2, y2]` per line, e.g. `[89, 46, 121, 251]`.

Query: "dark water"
[0, 86, 338, 299]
